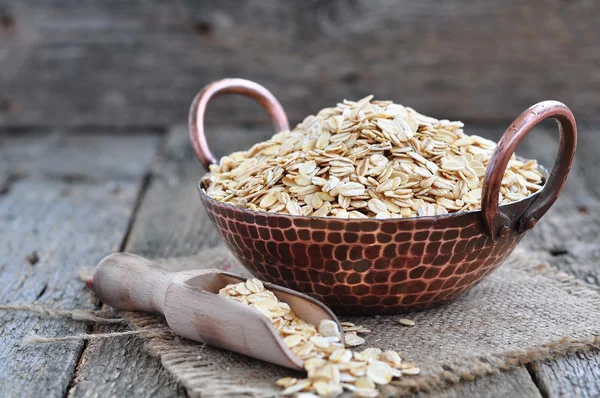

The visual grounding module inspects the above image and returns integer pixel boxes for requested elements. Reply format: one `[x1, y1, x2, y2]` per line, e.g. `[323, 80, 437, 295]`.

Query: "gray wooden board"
[416, 368, 543, 398]
[521, 196, 600, 398]
[0, 178, 143, 397]
[0, 130, 160, 182]
[565, 121, 600, 200]
[67, 323, 187, 398]
[1, 1, 600, 125]
[124, 124, 274, 258]
[530, 351, 600, 398]
[0, 132, 158, 397]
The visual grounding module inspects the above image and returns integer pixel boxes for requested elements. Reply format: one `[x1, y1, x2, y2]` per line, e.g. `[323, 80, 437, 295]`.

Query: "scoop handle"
[92, 253, 172, 314]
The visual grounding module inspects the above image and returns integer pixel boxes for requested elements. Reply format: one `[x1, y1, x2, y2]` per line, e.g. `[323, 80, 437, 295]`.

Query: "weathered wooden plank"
[0, 130, 160, 181]
[416, 368, 543, 398]
[566, 121, 600, 200]
[0, 131, 158, 397]
[529, 352, 600, 398]
[124, 124, 270, 258]
[67, 323, 187, 398]
[0, 178, 144, 397]
[521, 195, 600, 397]
[1, 1, 599, 125]
[519, 198, 600, 284]
[67, 126, 223, 398]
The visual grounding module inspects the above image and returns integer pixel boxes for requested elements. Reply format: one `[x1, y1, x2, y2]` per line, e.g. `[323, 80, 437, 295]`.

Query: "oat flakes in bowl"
[202, 95, 544, 219]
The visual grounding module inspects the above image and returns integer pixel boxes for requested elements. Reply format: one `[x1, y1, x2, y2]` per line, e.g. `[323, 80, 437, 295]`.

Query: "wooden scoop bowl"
[91, 253, 343, 370]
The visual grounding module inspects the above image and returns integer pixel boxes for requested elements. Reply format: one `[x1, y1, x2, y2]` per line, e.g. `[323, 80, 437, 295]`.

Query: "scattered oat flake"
[234, 283, 251, 295]
[402, 367, 421, 375]
[310, 335, 331, 348]
[344, 333, 366, 347]
[319, 319, 342, 340]
[343, 325, 372, 334]
[281, 379, 311, 395]
[355, 376, 375, 389]
[366, 361, 393, 385]
[245, 278, 264, 293]
[398, 318, 415, 327]
[276, 377, 297, 388]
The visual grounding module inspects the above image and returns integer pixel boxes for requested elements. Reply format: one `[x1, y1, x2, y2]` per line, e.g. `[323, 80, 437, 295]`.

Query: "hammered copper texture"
[199, 189, 538, 314]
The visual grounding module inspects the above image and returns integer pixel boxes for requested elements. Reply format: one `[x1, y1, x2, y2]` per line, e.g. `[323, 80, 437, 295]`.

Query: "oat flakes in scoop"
[203, 96, 544, 219]
[219, 278, 419, 397]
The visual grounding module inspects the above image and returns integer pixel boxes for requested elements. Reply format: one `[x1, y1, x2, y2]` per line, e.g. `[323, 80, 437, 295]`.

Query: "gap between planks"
[64, 136, 166, 398]
[0, 130, 163, 397]
[63, 171, 155, 398]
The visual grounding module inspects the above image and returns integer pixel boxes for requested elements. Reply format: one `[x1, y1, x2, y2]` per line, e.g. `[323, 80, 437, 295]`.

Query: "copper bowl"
[189, 79, 577, 314]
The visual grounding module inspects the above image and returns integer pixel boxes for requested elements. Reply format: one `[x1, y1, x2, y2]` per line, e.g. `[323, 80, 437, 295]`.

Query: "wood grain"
[0, 178, 142, 397]
[1, 1, 599, 126]
[68, 127, 220, 398]
[419, 368, 543, 398]
[66, 323, 187, 398]
[530, 352, 600, 398]
[0, 131, 159, 397]
[0, 130, 160, 181]
[124, 125, 268, 258]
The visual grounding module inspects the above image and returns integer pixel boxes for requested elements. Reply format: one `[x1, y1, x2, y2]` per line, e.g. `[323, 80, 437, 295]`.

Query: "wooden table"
[1, 123, 599, 397]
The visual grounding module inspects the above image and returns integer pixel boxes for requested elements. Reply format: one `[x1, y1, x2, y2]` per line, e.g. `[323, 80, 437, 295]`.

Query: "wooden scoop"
[91, 252, 343, 370]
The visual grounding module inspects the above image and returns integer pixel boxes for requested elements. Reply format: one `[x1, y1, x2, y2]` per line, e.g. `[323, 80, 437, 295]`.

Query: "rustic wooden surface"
[0, 131, 159, 397]
[530, 351, 600, 398]
[1, 121, 599, 397]
[1, 1, 600, 126]
[415, 368, 543, 398]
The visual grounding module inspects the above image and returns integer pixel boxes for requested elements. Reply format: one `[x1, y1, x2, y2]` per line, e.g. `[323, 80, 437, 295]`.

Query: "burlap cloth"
[124, 246, 600, 397]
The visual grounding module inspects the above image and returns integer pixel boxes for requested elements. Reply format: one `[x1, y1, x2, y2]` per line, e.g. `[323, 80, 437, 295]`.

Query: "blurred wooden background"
[0, 0, 598, 127]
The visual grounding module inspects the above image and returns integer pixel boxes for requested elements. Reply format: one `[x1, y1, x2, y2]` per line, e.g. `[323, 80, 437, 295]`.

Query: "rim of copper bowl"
[197, 162, 547, 224]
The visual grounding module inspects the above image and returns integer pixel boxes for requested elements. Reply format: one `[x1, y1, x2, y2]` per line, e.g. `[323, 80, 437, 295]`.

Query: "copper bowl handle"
[189, 78, 290, 171]
[481, 101, 577, 241]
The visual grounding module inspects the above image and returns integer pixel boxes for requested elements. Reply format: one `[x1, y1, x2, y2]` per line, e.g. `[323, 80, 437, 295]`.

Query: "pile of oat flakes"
[204, 96, 544, 218]
[219, 278, 420, 397]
